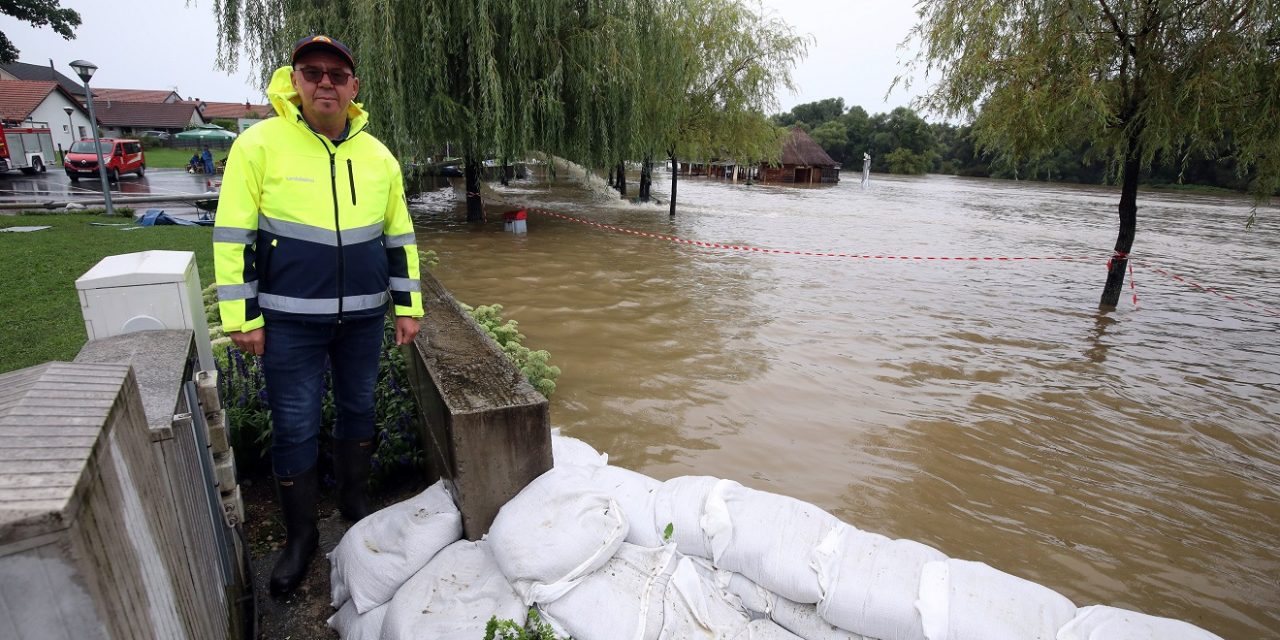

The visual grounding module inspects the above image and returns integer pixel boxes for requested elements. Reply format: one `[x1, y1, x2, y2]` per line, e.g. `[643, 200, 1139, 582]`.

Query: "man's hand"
[395, 316, 421, 346]
[230, 328, 265, 356]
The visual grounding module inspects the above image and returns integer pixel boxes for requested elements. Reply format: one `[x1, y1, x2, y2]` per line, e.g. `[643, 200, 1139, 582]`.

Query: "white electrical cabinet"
[76, 250, 215, 371]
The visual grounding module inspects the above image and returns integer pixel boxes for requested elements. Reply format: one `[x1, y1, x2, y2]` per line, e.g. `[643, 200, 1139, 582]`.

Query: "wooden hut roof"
[780, 126, 838, 167]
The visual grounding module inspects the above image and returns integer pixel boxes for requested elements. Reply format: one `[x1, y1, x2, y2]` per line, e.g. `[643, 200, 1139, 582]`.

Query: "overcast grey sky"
[3, 0, 926, 113]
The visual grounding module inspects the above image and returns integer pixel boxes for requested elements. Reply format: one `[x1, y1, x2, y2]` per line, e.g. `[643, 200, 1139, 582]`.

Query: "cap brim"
[292, 43, 355, 70]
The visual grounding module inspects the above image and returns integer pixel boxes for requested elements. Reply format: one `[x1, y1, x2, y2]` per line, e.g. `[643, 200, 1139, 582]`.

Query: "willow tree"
[903, 1, 1280, 308]
[654, 0, 809, 215]
[215, 0, 577, 222]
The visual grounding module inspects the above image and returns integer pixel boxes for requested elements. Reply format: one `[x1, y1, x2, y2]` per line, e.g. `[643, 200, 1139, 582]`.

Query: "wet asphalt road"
[0, 167, 218, 206]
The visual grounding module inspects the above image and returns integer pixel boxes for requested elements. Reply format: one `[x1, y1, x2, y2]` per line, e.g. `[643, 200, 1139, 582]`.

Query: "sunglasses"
[297, 66, 353, 86]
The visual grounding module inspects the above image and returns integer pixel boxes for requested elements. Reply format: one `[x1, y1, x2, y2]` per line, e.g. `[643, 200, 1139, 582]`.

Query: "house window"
[78, 126, 87, 139]
[63, 124, 69, 133]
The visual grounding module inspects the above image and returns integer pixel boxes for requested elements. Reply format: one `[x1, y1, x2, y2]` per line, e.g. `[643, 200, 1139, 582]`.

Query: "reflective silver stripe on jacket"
[389, 277, 421, 293]
[213, 227, 256, 244]
[258, 216, 383, 246]
[217, 281, 258, 300]
[257, 291, 389, 314]
[385, 232, 416, 248]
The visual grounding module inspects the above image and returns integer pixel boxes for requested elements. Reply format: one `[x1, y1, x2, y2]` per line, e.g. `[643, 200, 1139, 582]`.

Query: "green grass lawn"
[0, 212, 214, 374]
[141, 146, 211, 169]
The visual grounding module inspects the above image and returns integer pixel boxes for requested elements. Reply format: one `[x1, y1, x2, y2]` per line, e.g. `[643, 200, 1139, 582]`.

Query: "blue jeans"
[262, 315, 385, 476]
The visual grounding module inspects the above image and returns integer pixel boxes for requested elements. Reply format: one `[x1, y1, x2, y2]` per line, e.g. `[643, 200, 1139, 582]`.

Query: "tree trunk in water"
[607, 165, 615, 187]
[616, 162, 627, 198]
[464, 156, 484, 223]
[669, 153, 678, 217]
[1100, 138, 1140, 308]
[640, 156, 652, 202]
[500, 157, 510, 186]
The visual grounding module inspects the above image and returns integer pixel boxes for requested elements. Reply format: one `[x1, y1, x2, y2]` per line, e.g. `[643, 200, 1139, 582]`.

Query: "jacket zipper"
[347, 159, 357, 206]
[299, 114, 367, 321]
[329, 150, 344, 321]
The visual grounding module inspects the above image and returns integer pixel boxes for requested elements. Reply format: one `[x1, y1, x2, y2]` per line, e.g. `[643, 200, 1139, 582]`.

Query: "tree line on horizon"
[772, 96, 1261, 192]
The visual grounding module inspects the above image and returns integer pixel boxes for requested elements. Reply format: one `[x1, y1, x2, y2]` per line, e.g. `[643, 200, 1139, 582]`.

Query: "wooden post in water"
[669, 152, 678, 217]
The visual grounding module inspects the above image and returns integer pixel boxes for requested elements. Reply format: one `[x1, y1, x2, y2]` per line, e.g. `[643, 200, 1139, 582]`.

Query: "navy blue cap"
[291, 35, 356, 71]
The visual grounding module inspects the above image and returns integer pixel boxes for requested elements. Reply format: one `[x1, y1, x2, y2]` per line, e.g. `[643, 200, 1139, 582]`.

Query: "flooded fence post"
[401, 272, 552, 540]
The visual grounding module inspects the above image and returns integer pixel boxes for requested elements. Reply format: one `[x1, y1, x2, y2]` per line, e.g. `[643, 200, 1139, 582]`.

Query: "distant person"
[201, 147, 214, 174]
[213, 34, 423, 597]
[188, 153, 202, 174]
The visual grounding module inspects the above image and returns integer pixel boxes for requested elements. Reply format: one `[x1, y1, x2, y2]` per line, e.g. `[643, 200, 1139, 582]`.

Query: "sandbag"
[538, 543, 678, 640]
[593, 464, 663, 547]
[814, 525, 945, 640]
[719, 571, 864, 640]
[1057, 605, 1224, 640]
[916, 559, 1076, 640]
[326, 599, 387, 640]
[733, 620, 805, 640]
[329, 480, 462, 612]
[772, 597, 868, 640]
[487, 465, 628, 604]
[551, 431, 608, 467]
[652, 476, 723, 560]
[704, 481, 840, 603]
[722, 571, 775, 618]
[658, 555, 753, 639]
[382, 540, 526, 640]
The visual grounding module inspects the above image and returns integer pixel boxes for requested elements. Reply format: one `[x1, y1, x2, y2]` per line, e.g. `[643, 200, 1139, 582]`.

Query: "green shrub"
[463, 303, 561, 398]
[484, 609, 564, 640]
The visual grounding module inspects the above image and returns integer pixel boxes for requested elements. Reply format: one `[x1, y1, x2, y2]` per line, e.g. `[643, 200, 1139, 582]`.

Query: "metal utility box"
[75, 250, 214, 372]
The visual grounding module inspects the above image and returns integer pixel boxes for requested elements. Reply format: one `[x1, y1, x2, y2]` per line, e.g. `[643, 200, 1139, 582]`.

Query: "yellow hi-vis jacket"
[213, 66, 423, 333]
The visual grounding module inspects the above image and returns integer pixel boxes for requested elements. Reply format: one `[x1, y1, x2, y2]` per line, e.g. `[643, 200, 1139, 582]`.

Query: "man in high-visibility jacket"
[213, 35, 423, 596]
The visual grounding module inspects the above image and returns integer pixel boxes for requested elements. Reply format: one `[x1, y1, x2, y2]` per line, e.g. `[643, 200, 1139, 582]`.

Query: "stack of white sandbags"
[326, 480, 463, 638]
[326, 434, 1226, 640]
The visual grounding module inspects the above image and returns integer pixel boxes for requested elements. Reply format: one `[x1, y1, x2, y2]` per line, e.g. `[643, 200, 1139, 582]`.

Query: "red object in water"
[503, 209, 527, 221]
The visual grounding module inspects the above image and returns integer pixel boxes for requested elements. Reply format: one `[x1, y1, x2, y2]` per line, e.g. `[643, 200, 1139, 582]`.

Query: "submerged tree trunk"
[1100, 136, 1140, 308]
[464, 156, 484, 223]
[668, 152, 678, 216]
[640, 156, 653, 202]
[616, 161, 627, 198]
[500, 156, 510, 186]
[607, 165, 615, 187]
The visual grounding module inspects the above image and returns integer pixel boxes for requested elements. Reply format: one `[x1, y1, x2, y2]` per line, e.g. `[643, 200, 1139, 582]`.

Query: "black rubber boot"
[333, 438, 374, 522]
[269, 467, 319, 597]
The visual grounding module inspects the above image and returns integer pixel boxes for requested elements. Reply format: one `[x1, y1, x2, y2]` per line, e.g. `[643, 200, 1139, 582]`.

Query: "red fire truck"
[0, 123, 55, 175]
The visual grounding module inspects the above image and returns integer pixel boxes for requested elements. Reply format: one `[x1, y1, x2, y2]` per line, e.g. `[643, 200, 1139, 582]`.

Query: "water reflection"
[409, 170, 1280, 638]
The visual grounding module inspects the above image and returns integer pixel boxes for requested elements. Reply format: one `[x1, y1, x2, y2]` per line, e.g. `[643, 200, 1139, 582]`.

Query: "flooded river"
[410, 169, 1279, 638]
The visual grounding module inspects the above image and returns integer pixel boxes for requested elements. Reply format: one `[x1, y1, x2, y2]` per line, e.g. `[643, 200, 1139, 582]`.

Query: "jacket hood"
[266, 65, 369, 131]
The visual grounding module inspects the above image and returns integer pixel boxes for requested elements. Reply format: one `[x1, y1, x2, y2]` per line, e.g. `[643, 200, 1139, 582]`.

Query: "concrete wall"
[403, 272, 553, 540]
[0, 331, 247, 639]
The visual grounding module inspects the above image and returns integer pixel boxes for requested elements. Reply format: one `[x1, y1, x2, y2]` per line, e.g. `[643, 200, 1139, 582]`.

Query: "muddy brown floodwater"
[410, 169, 1279, 638]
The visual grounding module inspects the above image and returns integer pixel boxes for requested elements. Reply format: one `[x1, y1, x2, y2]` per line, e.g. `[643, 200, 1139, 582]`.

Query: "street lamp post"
[62, 106, 74, 165]
[68, 59, 115, 217]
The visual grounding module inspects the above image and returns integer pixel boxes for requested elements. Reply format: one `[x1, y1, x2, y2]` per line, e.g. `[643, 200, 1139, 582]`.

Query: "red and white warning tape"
[525, 208, 1094, 262]
[522, 207, 1280, 317]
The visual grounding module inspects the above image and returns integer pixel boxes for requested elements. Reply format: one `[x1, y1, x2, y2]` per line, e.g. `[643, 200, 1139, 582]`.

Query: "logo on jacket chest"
[286, 176, 316, 184]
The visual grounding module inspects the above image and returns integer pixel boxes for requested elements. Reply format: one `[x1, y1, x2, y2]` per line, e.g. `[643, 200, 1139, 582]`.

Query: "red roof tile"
[94, 101, 204, 128]
[93, 88, 182, 103]
[201, 101, 273, 119]
[0, 80, 58, 122]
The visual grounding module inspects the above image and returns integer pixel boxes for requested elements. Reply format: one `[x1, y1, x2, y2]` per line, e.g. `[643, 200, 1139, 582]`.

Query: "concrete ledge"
[403, 271, 552, 540]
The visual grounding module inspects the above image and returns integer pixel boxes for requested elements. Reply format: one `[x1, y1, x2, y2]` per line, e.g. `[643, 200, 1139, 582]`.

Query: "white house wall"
[27, 92, 93, 156]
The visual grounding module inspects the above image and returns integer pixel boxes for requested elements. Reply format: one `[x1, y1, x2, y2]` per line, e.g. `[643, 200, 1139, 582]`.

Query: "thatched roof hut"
[762, 126, 840, 184]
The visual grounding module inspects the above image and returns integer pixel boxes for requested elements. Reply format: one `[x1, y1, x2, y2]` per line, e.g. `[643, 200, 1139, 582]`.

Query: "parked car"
[139, 130, 171, 140]
[64, 138, 146, 182]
